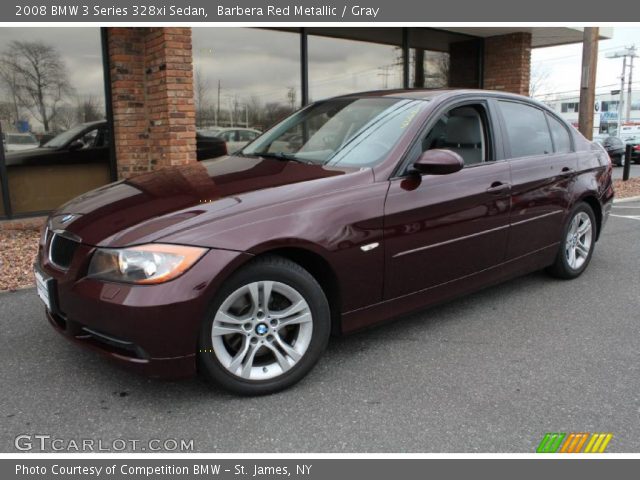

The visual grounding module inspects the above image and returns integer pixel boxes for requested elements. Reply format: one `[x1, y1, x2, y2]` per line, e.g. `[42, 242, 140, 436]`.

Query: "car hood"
[4, 146, 57, 165]
[51, 155, 367, 248]
[6, 145, 39, 152]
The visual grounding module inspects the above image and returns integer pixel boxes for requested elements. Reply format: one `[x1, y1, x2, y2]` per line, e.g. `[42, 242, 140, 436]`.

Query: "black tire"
[546, 202, 597, 279]
[612, 154, 623, 167]
[198, 255, 331, 395]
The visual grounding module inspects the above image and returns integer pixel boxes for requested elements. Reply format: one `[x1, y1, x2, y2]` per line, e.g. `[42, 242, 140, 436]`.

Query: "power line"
[533, 44, 635, 65]
[533, 80, 640, 100]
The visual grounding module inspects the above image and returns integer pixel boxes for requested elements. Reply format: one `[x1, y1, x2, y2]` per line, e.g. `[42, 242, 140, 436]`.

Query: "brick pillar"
[483, 32, 532, 96]
[107, 27, 196, 179]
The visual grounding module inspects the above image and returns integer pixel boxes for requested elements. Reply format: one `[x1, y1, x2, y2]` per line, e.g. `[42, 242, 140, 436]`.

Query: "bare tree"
[263, 102, 292, 127]
[75, 95, 103, 123]
[529, 64, 553, 98]
[0, 63, 20, 127]
[0, 41, 73, 132]
[411, 50, 450, 88]
[425, 51, 449, 88]
[52, 104, 77, 131]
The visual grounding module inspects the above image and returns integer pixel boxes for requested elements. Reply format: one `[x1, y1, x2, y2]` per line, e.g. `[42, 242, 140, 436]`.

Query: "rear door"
[383, 99, 511, 300]
[496, 100, 577, 260]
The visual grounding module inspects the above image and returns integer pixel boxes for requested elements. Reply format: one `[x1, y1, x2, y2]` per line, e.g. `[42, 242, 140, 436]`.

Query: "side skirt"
[341, 243, 559, 334]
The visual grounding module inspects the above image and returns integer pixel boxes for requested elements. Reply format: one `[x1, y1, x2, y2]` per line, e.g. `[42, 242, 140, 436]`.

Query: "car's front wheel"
[547, 203, 596, 279]
[198, 256, 330, 395]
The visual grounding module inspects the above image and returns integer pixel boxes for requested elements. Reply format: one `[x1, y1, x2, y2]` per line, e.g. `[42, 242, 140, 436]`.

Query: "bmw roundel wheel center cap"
[255, 323, 269, 336]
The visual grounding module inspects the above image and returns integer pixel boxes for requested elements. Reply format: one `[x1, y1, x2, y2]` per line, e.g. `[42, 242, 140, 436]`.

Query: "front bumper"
[37, 244, 251, 379]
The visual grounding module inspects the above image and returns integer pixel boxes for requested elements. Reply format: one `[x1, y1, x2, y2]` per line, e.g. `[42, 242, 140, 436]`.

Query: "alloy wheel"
[564, 211, 593, 270]
[210, 281, 313, 381]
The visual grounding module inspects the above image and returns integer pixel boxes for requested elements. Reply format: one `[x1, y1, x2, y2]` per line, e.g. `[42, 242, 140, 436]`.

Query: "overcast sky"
[0, 27, 638, 107]
[0, 27, 104, 98]
[532, 27, 640, 100]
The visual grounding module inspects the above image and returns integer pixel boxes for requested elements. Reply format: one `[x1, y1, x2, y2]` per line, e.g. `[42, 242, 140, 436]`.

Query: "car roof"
[332, 88, 543, 104]
[202, 127, 260, 132]
[328, 88, 560, 118]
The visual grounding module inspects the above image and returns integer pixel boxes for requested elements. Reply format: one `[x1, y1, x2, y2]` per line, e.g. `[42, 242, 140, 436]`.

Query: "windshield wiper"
[251, 152, 311, 164]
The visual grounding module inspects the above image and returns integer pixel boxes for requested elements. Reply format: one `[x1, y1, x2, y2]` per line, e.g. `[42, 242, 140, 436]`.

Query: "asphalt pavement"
[612, 162, 640, 180]
[1, 202, 639, 453]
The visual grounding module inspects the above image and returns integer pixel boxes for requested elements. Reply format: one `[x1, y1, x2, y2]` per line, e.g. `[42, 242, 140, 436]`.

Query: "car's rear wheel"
[611, 154, 624, 166]
[547, 203, 596, 279]
[198, 256, 330, 395]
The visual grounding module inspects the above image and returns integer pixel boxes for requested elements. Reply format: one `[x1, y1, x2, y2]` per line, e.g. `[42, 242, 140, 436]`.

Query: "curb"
[0, 285, 35, 295]
[613, 195, 640, 204]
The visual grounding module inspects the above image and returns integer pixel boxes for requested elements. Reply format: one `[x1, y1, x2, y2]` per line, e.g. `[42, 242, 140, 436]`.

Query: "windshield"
[43, 124, 93, 148]
[241, 97, 428, 167]
[199, 129, 222, 138]
[7, 134, 37, 144]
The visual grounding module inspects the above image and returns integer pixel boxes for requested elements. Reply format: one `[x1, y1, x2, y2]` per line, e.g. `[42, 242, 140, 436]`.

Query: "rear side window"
[498, 101, 553, 158]
[547, 114, 572, 153]
[239, 130, 258, 142]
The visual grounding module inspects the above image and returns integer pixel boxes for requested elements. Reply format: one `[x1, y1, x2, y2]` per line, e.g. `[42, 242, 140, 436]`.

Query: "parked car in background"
[619, 125, 640, 164]
[5, 121, 227, 167]
[601, 136, 626, 166]
[36, 89, 614, 395]
[4, 122, 110, 167]
[3, 132, 39, 152]
[196, 131, 227, 160]
[199, 127, 261, 154]
[631, 143, 640, 163]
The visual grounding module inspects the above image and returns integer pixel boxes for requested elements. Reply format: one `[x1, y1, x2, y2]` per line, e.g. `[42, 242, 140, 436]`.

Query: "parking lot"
[1, 201, 640, 453]
[612, 163, 640, 180]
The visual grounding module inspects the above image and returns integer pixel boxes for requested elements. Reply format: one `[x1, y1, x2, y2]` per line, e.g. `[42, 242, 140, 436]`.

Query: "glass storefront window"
[308, 34, 403, 101]
[192, 28, 301, 133]
[409, 50, 450, 88]
[0, 28, 108, 216]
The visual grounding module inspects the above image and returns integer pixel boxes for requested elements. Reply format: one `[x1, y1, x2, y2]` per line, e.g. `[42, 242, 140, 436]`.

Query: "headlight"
[88, 244, 207, 284]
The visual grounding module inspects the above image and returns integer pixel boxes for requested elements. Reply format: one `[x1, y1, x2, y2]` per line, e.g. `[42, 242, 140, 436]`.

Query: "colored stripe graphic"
[537, 433, 566, 453]
[572, 433, 590, 453]
[537, 433, 613, 453]
[584, 433, 613, 453]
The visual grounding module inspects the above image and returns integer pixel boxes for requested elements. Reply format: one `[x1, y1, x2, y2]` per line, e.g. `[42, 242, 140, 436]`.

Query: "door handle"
[561, 167, 575, 176]
[486, 182, 510, 194]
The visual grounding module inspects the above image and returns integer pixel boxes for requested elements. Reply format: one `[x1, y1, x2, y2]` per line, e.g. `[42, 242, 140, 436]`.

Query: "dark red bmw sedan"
[35, 89, 614, 395]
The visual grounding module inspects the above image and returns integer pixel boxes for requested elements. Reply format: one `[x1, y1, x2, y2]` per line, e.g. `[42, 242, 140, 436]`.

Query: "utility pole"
[216, 80, 221, 127]
[626, 46, 636, 123]
[578, 27, 599, 140]
[606, 45, 638, 134]
[377, 65, 392, 89]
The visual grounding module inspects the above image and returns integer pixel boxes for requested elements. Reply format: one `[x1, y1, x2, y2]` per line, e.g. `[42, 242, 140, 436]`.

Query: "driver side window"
[420, 104, 491, 167]
[77, 128, 99, 149]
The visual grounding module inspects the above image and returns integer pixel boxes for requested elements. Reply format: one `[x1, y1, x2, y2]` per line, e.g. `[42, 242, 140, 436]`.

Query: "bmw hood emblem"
[60, 214, 77, 225]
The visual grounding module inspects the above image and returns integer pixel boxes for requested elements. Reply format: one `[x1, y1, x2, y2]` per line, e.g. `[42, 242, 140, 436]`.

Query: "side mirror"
[68, 140, 83, 151]
[413, 149, 464, 175]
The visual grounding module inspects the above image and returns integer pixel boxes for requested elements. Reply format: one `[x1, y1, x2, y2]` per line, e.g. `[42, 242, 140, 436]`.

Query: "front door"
[384, 101, 511, 300]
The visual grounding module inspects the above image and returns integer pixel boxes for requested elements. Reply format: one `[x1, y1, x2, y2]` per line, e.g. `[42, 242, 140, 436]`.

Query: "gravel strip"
[0, 229, 40, 292]
[614, 177, 640, 199]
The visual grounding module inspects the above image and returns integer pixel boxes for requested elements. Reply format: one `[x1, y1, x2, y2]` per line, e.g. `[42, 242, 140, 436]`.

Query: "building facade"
[0, 26, 611, 223]
[545, 90, 640, 140]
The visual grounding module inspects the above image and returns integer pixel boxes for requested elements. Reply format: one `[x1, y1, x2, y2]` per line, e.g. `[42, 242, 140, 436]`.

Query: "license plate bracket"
[34, 266, 58, 313]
